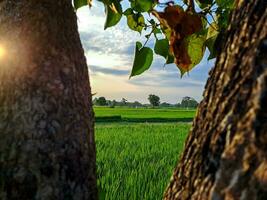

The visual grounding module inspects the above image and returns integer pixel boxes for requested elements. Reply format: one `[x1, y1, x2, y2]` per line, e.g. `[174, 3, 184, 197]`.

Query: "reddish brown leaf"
[180, 13, 202, 37]
[170, 32, 191, 70]
[152, 5, 203, 72]
[152, 6, 184, 30]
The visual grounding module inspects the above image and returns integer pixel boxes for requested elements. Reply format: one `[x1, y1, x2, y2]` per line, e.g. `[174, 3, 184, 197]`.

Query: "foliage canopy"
[148, 94, 160, 107]
[74, 0, 234, 77]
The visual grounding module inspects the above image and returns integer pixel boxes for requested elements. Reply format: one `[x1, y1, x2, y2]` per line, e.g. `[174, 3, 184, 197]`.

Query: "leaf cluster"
[74, 0, 234, 77]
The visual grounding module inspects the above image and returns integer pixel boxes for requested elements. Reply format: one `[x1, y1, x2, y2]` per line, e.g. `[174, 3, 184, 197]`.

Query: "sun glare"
[0, 45, 6, 60]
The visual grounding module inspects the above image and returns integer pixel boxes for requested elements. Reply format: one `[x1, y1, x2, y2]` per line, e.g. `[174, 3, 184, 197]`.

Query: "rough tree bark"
[0, 0, 97, 199]
[164, 0, 267, 199]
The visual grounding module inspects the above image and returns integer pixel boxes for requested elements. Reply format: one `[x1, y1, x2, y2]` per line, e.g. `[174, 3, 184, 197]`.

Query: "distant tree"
[132, 101, 142, 108]
[160, 102, 171, 107]
[110, 100, 117, 108]
[93, 97, 98, 105]
[95, 97, 107, 106]
[175, 103, 181, 108]
[106, 100, 112, 106]
[148, 94, 160, 107]
[181, 96, 198, 108]
[121, 98, 127, 105]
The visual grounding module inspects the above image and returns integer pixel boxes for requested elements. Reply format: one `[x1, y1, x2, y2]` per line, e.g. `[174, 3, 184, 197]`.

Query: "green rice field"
[94, 107, 196, 122]
[95, 122, 191, 199]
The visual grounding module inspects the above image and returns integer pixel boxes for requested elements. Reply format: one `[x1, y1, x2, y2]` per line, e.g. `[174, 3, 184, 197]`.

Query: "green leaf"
[205, 36, 217, 59]
[153, 28, 161, 34]
[154, 39, 169, 58]
[198, 0, 213, 3]
[74, 0, 88, 9]
[216, 0, 234, 9]
[160, 26, 172, 40]
[123, 8, 133, 16]
[181, 34, 206, 74]
[207, 22, 218, 40]
[104, 1, 122, 29]
[127, 13, 145, 33]
[136, 41, 142, 50]
[166, 55, 174, 64]
[130, 42, 153, 77]
[130, 0, 154, 12]
[154, 39, 174, 64]
[205, 22, 219, 59]
[187, 34, 206, 66]
[195, 0, 213, 9]
[216, 8, 231, 30]
[201, 17, 208, 29]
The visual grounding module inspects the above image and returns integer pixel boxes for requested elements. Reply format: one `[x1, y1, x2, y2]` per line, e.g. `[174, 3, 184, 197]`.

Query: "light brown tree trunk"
[0, 0, 97, 199]
[164, 0, 267, 199]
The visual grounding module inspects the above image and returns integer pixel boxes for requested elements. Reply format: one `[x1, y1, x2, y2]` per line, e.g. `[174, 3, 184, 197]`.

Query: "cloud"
[128, 67, 206, 88]
[77, 6, 140, 56]
[90, 65, 129, 76]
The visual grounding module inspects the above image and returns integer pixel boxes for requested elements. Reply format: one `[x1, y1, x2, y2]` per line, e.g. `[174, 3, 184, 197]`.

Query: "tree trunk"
[0, 1, 97, 199]
[164, 0, 267, 199]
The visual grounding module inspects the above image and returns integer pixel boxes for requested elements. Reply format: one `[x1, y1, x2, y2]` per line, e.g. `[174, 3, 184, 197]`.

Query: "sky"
[76, 2, 215, 104]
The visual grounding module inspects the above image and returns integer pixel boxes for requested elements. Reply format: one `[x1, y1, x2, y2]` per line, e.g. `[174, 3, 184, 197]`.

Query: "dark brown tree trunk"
[0, 0, 97, 199]
[164, 0, 267, 199]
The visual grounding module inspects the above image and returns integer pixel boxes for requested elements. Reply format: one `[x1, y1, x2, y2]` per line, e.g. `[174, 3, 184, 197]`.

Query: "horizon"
[93, 94, 199, 105]
[76, 3, 215, 104]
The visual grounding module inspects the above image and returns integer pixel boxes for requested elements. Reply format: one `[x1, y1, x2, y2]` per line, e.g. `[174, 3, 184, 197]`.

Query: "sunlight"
[0, 45, 6, 60]
[0, 41, 28, 69]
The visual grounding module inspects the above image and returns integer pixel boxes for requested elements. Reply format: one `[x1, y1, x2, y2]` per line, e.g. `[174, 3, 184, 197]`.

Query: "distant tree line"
[93, 95, 198, 109]
[93, 97, 144, 108]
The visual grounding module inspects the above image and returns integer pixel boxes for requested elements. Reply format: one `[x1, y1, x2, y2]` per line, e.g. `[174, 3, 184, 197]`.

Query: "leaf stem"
[143, 25, 157, 47]
[200, 15, 218, 31]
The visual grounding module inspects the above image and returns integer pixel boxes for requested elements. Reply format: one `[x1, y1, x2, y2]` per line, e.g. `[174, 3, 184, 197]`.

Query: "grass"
[94, 107, 196, 122]
[95, 122, 190, 199]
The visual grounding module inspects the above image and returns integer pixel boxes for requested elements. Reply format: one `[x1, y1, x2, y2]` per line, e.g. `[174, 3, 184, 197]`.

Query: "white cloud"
[85, 51, 131, 70]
